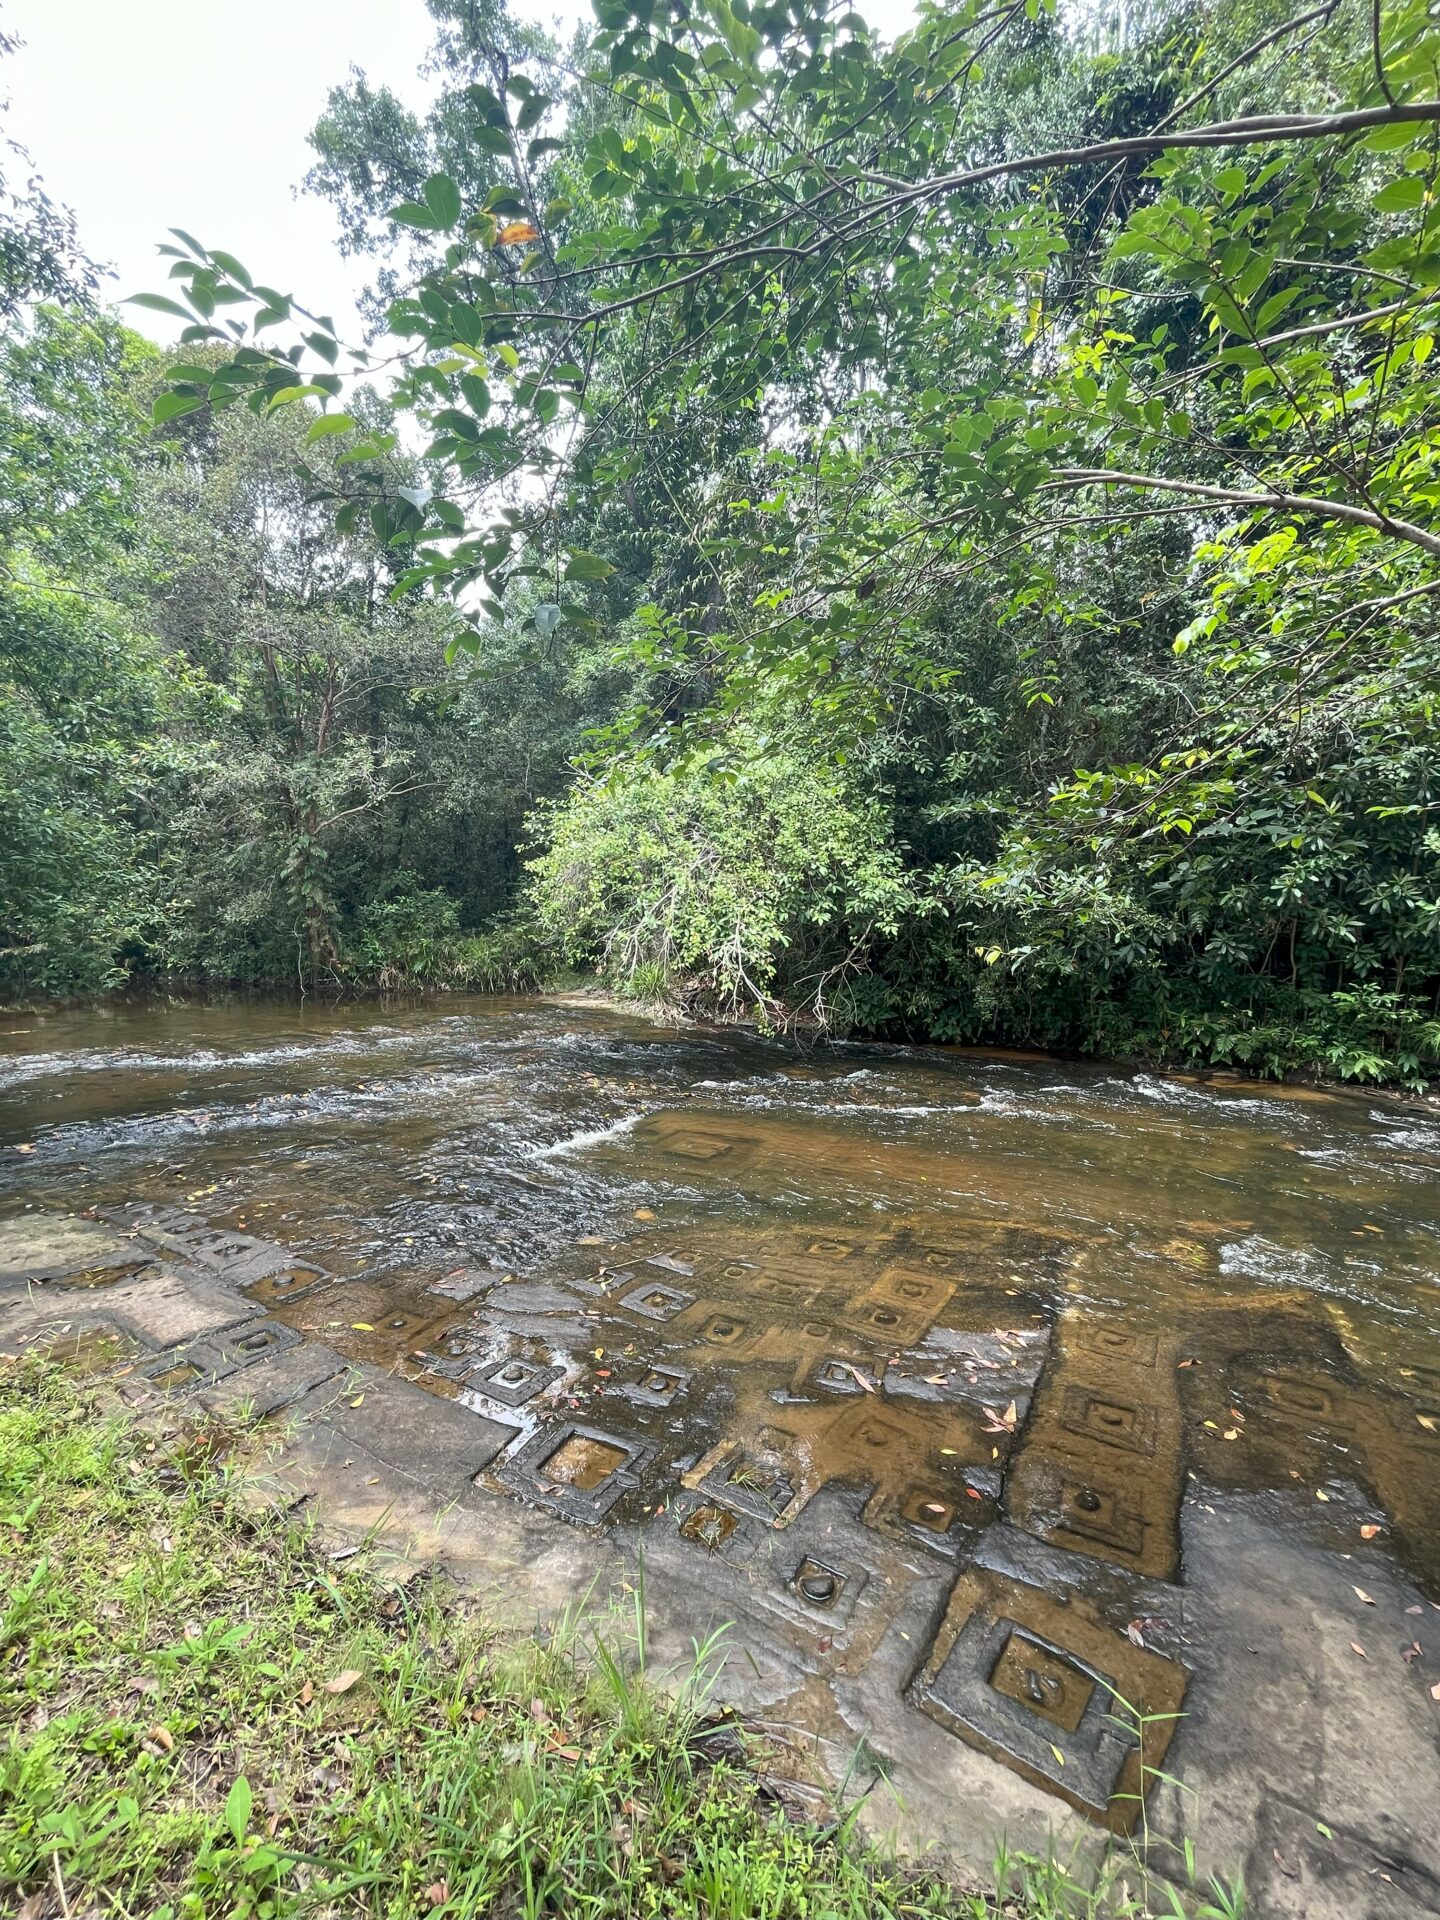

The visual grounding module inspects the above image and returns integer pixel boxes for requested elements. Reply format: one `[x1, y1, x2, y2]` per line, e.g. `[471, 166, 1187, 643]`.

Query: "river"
[3, 993, 1439, 1893]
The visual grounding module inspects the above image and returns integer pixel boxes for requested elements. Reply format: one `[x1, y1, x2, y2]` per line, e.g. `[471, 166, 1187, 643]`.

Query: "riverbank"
[0, 1358, 1117, 1920]
[4, 974, 1436, 1102]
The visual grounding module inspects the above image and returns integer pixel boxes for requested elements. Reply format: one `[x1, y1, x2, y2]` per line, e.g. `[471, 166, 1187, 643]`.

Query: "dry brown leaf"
[632, 1208, 655, 1221]
[146, 1722, 175, 1752]
[15, 1143, 35, 1154]
[323, 1669, 362, 1695]
[1350, 1642, 1368, 1659]
[1431, 1680, 1440, 1701]
[1353, 1587, 1376, 1605]
[300, 1680, 313, 1706]
[426, 1879, 450, 1907]
[1360, 1524, 1383, 1540]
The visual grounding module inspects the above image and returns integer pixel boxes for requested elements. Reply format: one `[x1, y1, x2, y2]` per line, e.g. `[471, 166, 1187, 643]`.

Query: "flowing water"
[4, 993, 1439, 1863]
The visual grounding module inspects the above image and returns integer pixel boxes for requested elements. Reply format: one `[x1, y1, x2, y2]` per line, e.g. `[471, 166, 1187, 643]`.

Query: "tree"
[142, 0, 1440, 1074]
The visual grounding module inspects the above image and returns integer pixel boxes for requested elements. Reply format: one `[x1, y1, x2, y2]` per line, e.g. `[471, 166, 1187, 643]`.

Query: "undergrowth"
[0, 1361, 1239, 1918]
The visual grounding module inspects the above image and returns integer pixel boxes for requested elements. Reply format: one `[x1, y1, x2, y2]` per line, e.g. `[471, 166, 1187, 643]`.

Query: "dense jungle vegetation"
[3, 0, 1439, 1086]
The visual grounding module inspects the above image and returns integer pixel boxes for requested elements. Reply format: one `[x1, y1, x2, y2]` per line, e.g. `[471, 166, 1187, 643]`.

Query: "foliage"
[531, 747, 915, 1021]
[149, 0, 1440, 1078]
[3, 0, 1436, 1083]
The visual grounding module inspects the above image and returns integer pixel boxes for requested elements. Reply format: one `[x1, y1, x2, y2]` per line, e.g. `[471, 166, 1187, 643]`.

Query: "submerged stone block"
[1004, 1314, 1184, 1581]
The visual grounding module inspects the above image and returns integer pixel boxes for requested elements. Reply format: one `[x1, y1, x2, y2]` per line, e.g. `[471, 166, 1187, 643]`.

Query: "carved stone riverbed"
[3, 997, 1439, 1914]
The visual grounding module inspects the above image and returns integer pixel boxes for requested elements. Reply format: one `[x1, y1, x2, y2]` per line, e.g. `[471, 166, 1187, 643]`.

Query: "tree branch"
[1039, 468, 1440, 559]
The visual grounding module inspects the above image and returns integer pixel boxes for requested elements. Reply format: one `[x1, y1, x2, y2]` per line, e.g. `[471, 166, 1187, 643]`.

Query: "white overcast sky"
[4, 0, 914, 347]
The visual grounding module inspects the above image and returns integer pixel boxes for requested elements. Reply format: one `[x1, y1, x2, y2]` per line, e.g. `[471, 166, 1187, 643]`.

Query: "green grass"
[0, 1360, 1239, 1919]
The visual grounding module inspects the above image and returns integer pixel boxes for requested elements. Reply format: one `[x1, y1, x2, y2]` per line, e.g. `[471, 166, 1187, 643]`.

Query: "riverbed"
[3, 995, 1438, 1907]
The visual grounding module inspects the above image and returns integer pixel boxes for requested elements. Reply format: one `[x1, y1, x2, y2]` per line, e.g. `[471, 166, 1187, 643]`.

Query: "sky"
[4, 0, 915, 347]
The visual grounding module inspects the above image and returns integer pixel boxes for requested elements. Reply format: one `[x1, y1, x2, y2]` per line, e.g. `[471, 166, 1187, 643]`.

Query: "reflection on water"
[4, 993, 1439, 1826]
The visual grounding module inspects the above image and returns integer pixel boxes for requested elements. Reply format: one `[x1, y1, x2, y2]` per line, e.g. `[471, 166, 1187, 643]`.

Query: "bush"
[529, 747, 916, 1027]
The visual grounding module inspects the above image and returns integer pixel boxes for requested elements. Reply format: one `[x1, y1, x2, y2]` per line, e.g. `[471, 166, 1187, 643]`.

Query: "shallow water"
[4, 993, 1440, 1839]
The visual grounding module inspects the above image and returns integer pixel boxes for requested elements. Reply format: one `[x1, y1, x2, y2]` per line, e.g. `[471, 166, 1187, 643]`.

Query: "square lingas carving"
[496, 1423, 654, 1525]
[618, 1275, 696, 1322]
[216, 1319, 302, 1368]
[686, 1439, 803, 1525]
[245, 1264, 328, 1305]
[1059, 1386, 1159, 1456]
[869, 1266, 957, 1316]
[621, 1364, 689, 1408]
[653, 1124, 761, 1169]
[842, 1296, 935, 1347]
[464, 1355, 566, 1408]
[910, 1565, 1188, 1833]
[1071, 1323, 1160, 1368]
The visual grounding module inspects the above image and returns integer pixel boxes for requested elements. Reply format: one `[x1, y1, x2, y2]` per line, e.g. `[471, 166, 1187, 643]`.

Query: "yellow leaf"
[1418, 1414, 1438, 1433]
[351, 1323, 375, 1332]
[1049, 1744, 1065, 1766]
[1315, 1489, 1331, 1502]
[496, 220, 540, 246]
[350, 1395, 364, 1408]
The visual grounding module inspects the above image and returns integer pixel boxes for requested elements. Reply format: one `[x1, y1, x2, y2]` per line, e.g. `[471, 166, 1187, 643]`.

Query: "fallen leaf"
[632, 1208, 656, 1221]
[1401, 1641, 1422, 1664]
[15, 1143, 34, 1154]
[426, 1879, 450, 1907]
[146, 1722, 175, 1752]
[1350, 1642, 1367, 1659]
[1431, 1681, 1440, 1701]
[1418, 1414, 1438, 1433]
[1316, 1489, 1331, 1502]
[1353, 1587, 1375, 1605]
[1126, 1621, 1146, 1648]
[300, 1681, 313, 1705]
[844, 1363, 877, 1394]
[1223, 1428, 1240, 1441]
[1360, 1524, 1384, 1540]
[351, 1323, 375, 1333]
[349, 1394, 365, 1408]
[323, 1669, 362, 1695]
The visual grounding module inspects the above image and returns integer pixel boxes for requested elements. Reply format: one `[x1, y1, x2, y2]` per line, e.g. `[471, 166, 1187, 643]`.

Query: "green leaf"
[389, 201, 442, 231]
[225, 1776, 252, 1849]
[304, 414, 356, 442]
[152, 391, 203, 424]
[461, 374, 492, 416]
[1374, 177, 1425, 214]
[423, 173, 463, 228]
[126, 292, 194, 320]
[209, 249, 252, 288]
[564, 550, 616, 583]
[266, 384, 329, 408]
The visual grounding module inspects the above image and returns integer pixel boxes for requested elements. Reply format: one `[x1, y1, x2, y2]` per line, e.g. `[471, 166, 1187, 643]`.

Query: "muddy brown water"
[4, 994, 1440, 1848]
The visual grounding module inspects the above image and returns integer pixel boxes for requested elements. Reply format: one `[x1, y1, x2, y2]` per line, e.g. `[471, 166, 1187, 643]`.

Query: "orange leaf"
[496, 220, 540, 246]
